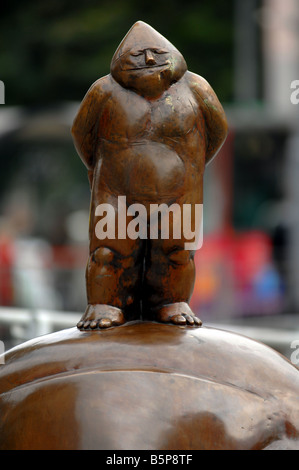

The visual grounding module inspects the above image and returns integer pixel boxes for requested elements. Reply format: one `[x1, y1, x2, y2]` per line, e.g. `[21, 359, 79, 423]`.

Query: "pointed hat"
[111, 21, 180, 63]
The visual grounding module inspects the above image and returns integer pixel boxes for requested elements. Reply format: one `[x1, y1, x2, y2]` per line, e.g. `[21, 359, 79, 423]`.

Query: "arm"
[71, 76, 111, 172]
[188, 72, 228, 165]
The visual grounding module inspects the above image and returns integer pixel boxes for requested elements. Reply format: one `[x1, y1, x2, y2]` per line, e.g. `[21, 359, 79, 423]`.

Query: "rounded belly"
[100, 141, 186, 202]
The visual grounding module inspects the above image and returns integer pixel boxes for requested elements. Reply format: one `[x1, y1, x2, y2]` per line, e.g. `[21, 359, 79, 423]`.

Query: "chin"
[133, 74, 171, 98]
[119, 68, 173, 98]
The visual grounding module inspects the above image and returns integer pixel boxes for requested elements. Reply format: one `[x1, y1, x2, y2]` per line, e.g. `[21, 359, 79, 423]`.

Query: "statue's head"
[111, 21, 187, 98]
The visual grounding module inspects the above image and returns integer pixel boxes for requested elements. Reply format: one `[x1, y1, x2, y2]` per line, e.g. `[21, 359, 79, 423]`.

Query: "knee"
[167, 248, 193, 266]
[91, 247, 116, 265]
[90, 246, 140, 269]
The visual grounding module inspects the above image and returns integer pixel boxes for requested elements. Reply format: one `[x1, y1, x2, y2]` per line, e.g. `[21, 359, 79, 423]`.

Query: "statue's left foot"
[154, 302, 202, 327]
[77, 304, 125, 330]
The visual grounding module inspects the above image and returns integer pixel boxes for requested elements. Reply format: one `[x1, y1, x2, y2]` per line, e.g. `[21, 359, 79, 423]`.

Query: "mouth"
[125, 64, 169, 71]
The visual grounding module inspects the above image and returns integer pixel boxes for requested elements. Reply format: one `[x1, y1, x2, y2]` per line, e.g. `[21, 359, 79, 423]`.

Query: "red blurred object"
[191, 230, 283, 319]
[51, 245, 88, 269]
[0, 238, 14, 306]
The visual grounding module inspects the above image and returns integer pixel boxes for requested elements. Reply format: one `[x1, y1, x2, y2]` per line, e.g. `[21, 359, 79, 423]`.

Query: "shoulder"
[186, 71, 228, 125]
[185, 71, 213, 97]
[85, 74, 113, 100]
[186, 72, 224, 113]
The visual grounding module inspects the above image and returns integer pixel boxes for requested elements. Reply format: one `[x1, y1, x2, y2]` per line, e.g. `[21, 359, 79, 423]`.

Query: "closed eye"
[153, 49, 167, 54]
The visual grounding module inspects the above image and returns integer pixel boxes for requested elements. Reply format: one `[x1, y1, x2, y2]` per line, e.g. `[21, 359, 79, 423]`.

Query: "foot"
[77, 304, 125, 330]
[154, 302, 202, 327]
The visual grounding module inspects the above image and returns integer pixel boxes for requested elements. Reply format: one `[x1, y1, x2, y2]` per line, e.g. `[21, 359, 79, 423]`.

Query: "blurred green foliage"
[0, 0, 234, 105]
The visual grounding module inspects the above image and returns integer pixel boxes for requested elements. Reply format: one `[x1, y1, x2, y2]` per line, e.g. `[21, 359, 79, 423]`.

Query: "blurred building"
[192, 0, 299, 320]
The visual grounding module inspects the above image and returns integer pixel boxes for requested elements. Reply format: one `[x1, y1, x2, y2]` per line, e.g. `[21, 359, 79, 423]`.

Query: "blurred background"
[0, 0, 299, 359]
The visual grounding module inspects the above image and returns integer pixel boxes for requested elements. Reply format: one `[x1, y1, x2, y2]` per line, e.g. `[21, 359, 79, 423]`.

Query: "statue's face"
[120, 47, 170, 72]
[111, 22, 187, 98]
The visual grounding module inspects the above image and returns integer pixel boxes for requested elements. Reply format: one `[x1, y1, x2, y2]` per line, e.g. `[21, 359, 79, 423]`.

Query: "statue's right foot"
[77, 304, 125, 330]
[153, 302, 202, 327]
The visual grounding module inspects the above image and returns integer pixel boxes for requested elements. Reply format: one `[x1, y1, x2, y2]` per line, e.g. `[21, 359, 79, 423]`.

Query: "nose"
[145, 50, 156, 66]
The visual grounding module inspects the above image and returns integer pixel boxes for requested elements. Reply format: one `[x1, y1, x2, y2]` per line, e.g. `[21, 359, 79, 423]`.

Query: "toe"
[172, 314, 187, 325]
[194, 317, 202, 327]
[184, 314, 195, 325]
[98, 318, 112, 328]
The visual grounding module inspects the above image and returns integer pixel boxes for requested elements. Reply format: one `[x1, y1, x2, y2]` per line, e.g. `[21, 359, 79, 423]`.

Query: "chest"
[98, 82, 201, 141]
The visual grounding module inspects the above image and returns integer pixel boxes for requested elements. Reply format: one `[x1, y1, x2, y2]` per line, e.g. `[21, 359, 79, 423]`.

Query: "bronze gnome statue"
[72, 21, 228, 330]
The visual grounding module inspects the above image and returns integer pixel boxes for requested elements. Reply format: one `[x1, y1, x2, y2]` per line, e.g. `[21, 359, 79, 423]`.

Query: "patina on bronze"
[72, 21, 228, 330]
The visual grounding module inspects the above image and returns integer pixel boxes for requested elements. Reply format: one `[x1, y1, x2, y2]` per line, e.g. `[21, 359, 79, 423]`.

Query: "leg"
[77, 242, 144, 330]
[143, 198, 202, 326]
[143, 239, 202, 327]
[78, 191, 144, 330]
